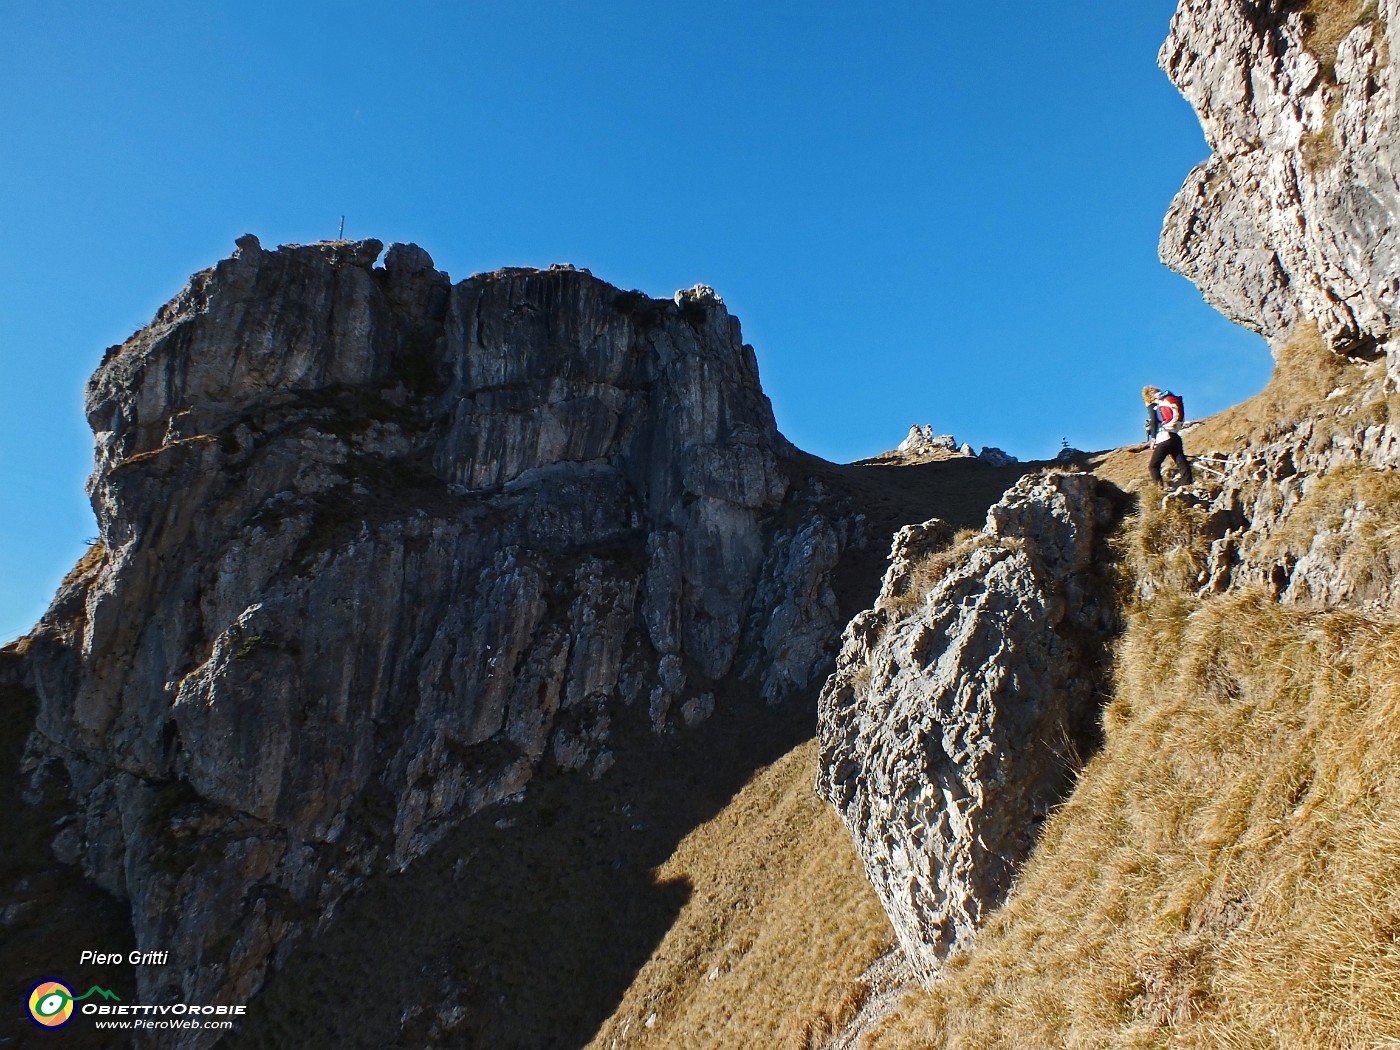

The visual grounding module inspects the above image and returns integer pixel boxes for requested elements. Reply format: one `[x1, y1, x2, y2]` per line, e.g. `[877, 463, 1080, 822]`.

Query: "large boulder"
[817, 472, 1124, 976]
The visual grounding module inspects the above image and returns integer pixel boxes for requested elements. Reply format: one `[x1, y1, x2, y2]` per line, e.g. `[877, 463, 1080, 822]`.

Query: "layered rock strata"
[816, 472, 1124, 976]
[12, 237, 859, 1028]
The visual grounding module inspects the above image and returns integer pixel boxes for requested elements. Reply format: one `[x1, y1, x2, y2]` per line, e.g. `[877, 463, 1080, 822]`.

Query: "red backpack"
[1156, 392, 1185, 432]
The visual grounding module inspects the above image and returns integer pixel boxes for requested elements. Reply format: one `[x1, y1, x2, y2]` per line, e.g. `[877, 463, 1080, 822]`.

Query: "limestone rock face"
[1154, 0, 1400, 611]
[741, 511, 866, 704]
[15, 239, 857, 1031]
[1159, 0, 1400, 354]
[816, 473, 1124, 976]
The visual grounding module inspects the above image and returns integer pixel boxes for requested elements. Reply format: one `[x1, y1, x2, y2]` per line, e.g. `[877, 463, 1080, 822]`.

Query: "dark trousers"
[1149, 432, 1193, 485]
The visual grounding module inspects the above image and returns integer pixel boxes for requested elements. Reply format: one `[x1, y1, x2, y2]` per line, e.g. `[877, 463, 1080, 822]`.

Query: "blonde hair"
[1142, 385, 1160, 404]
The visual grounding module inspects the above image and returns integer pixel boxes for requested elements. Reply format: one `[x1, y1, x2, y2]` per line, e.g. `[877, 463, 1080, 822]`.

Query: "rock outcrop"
[1155, 0, 1400, 614]
[816, 472, 1124, 976]
[10, 237, 861, 1032]
[895, 425, 959, 457]
[978, 446, 1017, 466]
[890, 425, 1010, 463]
[1159, 0, 1399, 359]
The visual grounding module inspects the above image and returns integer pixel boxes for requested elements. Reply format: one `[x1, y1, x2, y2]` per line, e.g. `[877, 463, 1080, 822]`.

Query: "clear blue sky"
[0, 2, 1269, 643]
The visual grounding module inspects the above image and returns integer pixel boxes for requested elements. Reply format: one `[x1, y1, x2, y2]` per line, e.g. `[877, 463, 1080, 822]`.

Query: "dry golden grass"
[1130, 496, 1218, 596]
[1304, 92, 1347, 168]
[7, 540, 111, 650]
[585, 738, 895, 1050]
[866, 586, 1400, 1048]
[1302, 0, 1382, 75]
[61, 540, 107, 589]
[1178, 323, 1353, 452]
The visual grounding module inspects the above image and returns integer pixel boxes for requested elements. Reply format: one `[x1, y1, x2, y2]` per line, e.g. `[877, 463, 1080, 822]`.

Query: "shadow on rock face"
[0, 653, 136, 1050]
[225, 683, 813, 1050]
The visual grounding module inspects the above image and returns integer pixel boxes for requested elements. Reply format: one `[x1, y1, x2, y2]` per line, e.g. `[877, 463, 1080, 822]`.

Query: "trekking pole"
[1192, 459, 1229, 480]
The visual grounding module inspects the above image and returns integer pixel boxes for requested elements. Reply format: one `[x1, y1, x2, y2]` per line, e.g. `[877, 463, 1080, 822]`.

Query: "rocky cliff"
[3, 237, 867, 1040]
[1152, 0, 1400, 610]
[1159, 0, 1398, 362]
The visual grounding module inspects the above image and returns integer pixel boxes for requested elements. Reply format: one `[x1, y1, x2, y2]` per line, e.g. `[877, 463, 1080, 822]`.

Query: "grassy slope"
[870, 594, 1400, 1049]
[584, 739, 895, 1050]
[865, 352, 1400, 1048]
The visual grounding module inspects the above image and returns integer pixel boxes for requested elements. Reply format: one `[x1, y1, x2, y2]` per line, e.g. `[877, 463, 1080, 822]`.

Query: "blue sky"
[0, 2, 1269, 642]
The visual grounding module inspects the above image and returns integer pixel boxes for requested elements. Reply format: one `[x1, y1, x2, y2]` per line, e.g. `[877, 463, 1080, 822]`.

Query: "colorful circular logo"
[28, 980, 75, 1028]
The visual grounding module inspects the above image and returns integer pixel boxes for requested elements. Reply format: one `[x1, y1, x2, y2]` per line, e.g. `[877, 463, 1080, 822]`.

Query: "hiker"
[1143, 385, 1193, 486]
